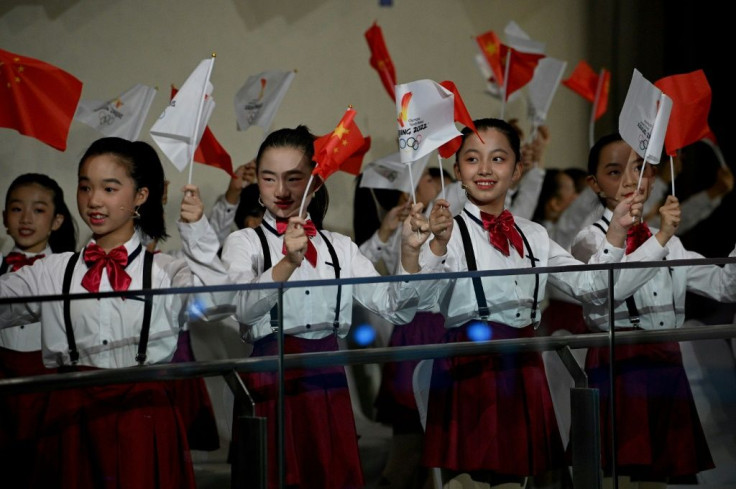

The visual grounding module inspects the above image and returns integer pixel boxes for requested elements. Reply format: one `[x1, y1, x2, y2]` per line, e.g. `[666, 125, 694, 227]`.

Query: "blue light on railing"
[352, 323, 377, 346]
[188, 296, 206, 320]
[467, 321, 492, 342]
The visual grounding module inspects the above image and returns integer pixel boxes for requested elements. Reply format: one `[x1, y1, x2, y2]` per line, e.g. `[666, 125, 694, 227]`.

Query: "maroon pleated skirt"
[168, 330, 220, 451]
[422, 321, 565, 476]
[537, 299, 587, 336]
[374, 311, 446, 430]
[586, 339, 715, 479]
[30, 365, 196, 489]
[238, 333, 364, 489]
[0, 347, 56, 488]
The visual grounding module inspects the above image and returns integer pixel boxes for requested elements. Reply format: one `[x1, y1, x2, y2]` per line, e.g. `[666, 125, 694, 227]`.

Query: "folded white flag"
[619, 69, 672, 165]
[151, 58, 215, 172]
[395, 79, 461, 164]
[74, 84, 157, 141]
[234, 70, 295, 131]
[360, 151, 432, 193]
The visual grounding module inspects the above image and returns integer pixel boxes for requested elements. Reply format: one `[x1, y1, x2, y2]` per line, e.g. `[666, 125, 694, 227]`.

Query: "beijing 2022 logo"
[396, 92, 426, 152]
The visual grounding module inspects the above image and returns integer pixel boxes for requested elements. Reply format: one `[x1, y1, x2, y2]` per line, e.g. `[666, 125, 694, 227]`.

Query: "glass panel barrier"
[1, 258, 735, 488]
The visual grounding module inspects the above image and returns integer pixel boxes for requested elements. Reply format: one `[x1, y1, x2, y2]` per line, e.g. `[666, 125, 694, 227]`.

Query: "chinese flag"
[475, 30, 505, 87]
[499, 45, 545, 100]
[170, 86, 234, 177]
[0, 48, 82, 151]
[654, 69, 712, 156]
[365, 22, 397, 102]
[438, 80, 481, 158]
[563, 60, 610, 120]
[313, 107, 367, 180]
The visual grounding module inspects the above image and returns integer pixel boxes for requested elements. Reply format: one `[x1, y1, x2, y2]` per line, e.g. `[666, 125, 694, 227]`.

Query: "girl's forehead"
[259, 146, 309, 171]
[462, 128, 511, 152]
[80, 154, 130, 176]
[9, 183, 53, 200]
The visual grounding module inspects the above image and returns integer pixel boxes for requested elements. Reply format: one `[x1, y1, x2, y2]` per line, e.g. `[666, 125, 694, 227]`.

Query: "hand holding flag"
[0, 48, 82, 151]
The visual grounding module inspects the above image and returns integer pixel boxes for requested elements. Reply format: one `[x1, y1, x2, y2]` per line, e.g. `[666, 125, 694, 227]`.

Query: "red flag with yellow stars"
[170, 85, 234, 177]
[313, 107, 368, 180]
[365, 22, 397, 101]
[437, 80, 481, 158]
[0, 48, 82, 151]
[655, 69, 712, 156]
[475, 30, 505, 88]
[563, 60, 611, 120]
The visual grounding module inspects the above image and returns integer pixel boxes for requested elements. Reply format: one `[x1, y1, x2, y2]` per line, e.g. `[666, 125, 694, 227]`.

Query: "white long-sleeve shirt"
[0, 246, 51, 352]
[180, 211, 428, 341]
[417, 202, 631, 329]
[571, 208, 736, 331]
[0, 233, 197, 368]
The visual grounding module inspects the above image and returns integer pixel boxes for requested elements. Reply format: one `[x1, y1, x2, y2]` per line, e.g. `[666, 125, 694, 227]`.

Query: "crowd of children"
[1, 111, 735, 489]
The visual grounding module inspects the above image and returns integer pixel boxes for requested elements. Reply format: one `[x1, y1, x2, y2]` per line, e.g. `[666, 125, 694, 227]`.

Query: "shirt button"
[516, 312, 521, 317]
[305, 324, 311, 329]
[441, 260, 446, 264]
[604, 249, 609, 254]
[20, 325, 24, 329]
[653, 292, 658, 296]
[102, 340, 108, 345]
[514, 281, 518, 285]
[659, 322, 664, 326]
[305, 290, 310, 295]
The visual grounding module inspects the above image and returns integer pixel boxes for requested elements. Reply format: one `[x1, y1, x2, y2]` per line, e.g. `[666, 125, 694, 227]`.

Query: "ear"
[50, 213, 64, 232]
[511, 161, 523, 184]
[134, 187, 149, 207]
[453, 163, 461, 181]
[586, 175, 601, 194]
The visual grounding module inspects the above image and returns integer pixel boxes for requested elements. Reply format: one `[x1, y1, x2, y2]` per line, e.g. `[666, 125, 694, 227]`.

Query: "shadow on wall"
[0, 1, 80, 19]
[232, 0, 330, 30]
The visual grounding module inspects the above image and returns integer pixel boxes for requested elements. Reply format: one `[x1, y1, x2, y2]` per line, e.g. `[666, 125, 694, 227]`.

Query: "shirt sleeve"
[206, 194, 238, 246]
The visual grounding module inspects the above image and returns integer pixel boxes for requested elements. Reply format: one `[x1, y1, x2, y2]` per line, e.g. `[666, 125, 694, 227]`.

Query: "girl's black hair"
[78, 137, 168, 241]
[256, 125, 329, 229]
[531, 168, 562, 224]
[455, 118, 522, 163]
[234, 183, 264, 230]
[5, 173, 77, 253]
[587, 133, 623, 176]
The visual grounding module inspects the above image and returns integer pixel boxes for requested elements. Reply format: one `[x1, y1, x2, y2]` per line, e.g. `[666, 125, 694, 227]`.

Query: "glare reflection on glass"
[467, 321, 492, 342]
[352, 323, 376, 346]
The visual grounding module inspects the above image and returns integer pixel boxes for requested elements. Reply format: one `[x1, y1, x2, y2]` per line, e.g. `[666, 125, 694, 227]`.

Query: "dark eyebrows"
[77, 176, 123, 185]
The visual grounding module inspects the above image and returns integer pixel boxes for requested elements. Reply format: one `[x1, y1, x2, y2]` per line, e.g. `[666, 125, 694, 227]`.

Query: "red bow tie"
[626, 222, 652, 255]
[81, 243, 132, 293]
[5, 252, 45, 272]
[275, 218, 318, 267]
[480, 210, 524, 258]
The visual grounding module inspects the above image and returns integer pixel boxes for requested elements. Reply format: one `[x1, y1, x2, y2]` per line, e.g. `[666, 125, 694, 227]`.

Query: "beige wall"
[1, 0, 591, 252]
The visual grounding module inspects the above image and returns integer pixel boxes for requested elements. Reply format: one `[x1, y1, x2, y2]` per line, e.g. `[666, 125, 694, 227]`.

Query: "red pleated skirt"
[238, 333, 364, 489]
[168, 330, 220, 451]
[30, 366, 196, 489]
[537, 299, 588, 336]
[374, 311, 446, 430]
[586, 339, 714, 479]
[422, 321, 565, 476]
[0, 347, 56, 488]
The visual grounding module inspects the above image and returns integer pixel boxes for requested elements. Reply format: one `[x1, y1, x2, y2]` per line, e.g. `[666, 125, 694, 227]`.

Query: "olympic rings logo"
[399, 134, 422, 150]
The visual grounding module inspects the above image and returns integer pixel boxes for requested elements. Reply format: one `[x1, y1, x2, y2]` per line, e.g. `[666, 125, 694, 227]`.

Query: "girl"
[0, 137, 206, 489]
[178, 125, 432, 489]
[0, 173, 76, 488]
[570, 133, 736, 488]
[419, 118, 651, 488]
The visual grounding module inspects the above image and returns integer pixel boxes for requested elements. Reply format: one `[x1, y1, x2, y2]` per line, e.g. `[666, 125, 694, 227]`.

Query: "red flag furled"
[475, 30, 505, 87]
[171, 86, 234, 177]
[654, 69, 712, 156]
[0, 48, 82, 151]
[437, 80, 481, 158]
[313, 107, 368, 180]
[499, 45, 545, 100]
[563, 60, 611, 120]
[365, 22, 397, 102]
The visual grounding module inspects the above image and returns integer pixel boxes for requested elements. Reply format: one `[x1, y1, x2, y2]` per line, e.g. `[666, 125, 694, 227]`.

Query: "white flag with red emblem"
[75, 83, 157, 141]
[234, 70, 295, 132]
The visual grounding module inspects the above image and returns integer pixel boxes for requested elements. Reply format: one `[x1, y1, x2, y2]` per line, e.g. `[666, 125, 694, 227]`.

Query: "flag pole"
[407, 159, 417, 205]
[298, 174, 315, 219]
[500, 49, 511, 120]
[589, 69, 604, 149]
[701, 137, 728, 168]
[669, 155, 676, 197]
[437, 153, 446, 200]
[187, 53, 216, 185]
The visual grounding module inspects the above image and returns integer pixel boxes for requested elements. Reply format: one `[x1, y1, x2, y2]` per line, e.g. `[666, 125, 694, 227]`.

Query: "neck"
[93, 224, 135, 252]
[18, 243, 48, 254]
[470, 197, 505, 217]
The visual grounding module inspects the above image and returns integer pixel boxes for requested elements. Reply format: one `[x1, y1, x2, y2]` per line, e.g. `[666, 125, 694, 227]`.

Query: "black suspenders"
[255, 224, 342, 333]
[0, 258, 8, 276]
[62, 247, 153, 366]
[597, 216, 641, 326]
[454, 212, 540, 323]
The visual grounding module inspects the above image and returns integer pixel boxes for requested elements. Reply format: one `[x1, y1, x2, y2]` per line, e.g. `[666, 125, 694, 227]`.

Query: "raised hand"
[606, 189, 645, 248]
[655, 195, 681, 246]
[283, 217, 309, 266]
[180, 184, 205, 223]
[429, 198, 453, 256]
[378, 201, 411, 242]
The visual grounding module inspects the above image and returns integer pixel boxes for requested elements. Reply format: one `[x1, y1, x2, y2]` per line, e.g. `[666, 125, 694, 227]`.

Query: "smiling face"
[257, 146, 317, 219]
[453, 127, 522, 216]
[77, 154, 148, 250]
[3, 183, 63, 253]
[587, 140, 655, 211]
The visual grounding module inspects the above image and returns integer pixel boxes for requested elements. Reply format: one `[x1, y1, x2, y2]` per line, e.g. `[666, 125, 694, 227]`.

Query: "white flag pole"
[187, 53, 216, 185]
[437, 153, 446, 200]
[298, 174, 315, 219]
[589, 69, 605, 149]
[701, 137, 728, 169]
[407, 160, 417, 205]
[669, 155, 676, 197]
[500, 49, 512, 120]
